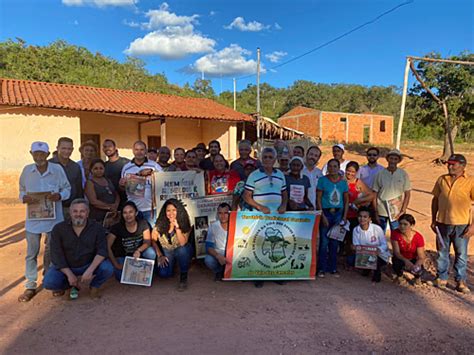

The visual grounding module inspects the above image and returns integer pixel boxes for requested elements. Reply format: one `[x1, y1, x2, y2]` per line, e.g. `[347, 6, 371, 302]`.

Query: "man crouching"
[43, 198, 114, 299]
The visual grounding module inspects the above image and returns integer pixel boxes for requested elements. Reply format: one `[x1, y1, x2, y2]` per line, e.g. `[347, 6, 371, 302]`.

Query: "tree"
[408, 52, 474, 160]
[192, 78, 215, 98]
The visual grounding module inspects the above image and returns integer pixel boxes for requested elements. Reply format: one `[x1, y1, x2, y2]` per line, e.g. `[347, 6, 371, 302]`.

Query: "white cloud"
[265, 51, 287, 63]
[125, 25, 215, 59]
[123, 19, 140, 27]
[274, 22, 282, 30]
[224, 17, 270, 32]
[186, 44, 263, 77]
[125, 3, 215, 59]
[141, 3, 199, 30]
[62, 0, 138, 7]
[209, 11, 216, 16]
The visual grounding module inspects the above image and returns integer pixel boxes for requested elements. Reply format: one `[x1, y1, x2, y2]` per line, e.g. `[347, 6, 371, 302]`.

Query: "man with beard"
[18, 141, 71, 302]
[359, 147, 384, 189]
[43, 199, 114, 299]
[102, 139, 129, 209]
[199, 140, 228, 171]
[302, 146, 323, 209]
[157, 146, 176, 171]
[49, 137, 84, 219]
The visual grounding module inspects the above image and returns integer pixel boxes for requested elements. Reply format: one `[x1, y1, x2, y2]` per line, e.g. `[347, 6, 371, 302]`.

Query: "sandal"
[18, 289, 36, 302]
[53, 290, 66, 297]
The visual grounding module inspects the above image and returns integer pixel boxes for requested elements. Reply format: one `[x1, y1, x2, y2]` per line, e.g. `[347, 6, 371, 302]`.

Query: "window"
[81, 134, 100, 148]
[148, 136, 161, 149]
[340, 117, 347, 122]
[380, 120, 386, 132]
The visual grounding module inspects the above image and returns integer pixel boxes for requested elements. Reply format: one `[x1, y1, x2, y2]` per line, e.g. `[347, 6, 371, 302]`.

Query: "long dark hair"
[121, 201, 139, 224]
[155, 199, 192, 235]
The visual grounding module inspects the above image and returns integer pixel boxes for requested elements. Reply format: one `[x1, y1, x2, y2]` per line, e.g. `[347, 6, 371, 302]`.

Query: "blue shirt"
[19, 162, 71, 233]
[245, 168, 287, 212]
[316, 176, 348, 209]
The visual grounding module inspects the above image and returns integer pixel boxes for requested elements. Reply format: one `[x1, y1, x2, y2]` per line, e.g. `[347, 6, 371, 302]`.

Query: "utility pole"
[256, 47, 261, 153]
[396, 57, 411, 150]
[233, 78, 236, 111]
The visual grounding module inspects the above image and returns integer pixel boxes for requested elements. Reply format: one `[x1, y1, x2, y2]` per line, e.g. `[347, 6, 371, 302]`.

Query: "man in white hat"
[18, 141, 71, 302]
[322, 144, 349, 176]
[373, 149, 411, 233]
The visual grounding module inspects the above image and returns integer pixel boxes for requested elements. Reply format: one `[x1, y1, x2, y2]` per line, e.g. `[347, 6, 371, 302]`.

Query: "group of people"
[18, 136, 473, 301]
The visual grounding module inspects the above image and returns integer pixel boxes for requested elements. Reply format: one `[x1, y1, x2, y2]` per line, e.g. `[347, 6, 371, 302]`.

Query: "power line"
[237, 0, 414, 80]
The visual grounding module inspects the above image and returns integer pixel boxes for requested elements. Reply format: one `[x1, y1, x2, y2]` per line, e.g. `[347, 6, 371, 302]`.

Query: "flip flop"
[18, 289, 36, 302]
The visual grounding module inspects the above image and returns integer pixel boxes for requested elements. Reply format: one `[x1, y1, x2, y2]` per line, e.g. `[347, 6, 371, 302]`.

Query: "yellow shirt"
[432, 173, 474, 225]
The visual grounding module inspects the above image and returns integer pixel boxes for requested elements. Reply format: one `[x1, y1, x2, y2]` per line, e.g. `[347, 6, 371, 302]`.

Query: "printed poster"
[125, 175, 146, 198]
[186, 194, 233, 259]
[27, 192, 56, 220]
[224, 211, 320, 280]
[355, 245, 378, 270]
[120, 256, 155, 287]
[385, 195, 403, 222]
[153, 171, 205, 212]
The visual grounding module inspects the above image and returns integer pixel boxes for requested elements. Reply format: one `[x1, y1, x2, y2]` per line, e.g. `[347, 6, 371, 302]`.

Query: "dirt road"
[1, 145, 473, 354]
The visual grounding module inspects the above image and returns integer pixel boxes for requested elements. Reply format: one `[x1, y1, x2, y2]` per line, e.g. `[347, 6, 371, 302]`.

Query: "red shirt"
[207, 170, 240, 195]
[347, 179, 360, 218]
[391, 230, 425, 260]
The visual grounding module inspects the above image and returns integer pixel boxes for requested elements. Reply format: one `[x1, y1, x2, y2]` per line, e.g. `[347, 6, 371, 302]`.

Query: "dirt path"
[1, 146, 473, 354]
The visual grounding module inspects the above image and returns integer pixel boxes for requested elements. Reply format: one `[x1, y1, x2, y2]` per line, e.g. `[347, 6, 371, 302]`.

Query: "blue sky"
[0, 0, 472, 93]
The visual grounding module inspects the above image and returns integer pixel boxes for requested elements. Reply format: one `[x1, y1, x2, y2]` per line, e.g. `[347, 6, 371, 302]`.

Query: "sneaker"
[456, 281, 471, 294]
[178, 280, 188, 292]
[89, 287, 101, 299]
[317, 271, 325, 278]
[331, 271, 340, 278]
[69, 287, 79, 300]
[434, 278, 448, 290]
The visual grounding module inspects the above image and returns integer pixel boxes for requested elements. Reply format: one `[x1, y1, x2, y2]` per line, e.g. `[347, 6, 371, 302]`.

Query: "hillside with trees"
[0, 39, 471, 143]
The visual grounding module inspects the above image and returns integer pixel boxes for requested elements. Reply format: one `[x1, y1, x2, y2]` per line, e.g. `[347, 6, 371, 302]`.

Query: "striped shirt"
[121, 158, 162, 212]
[245, 168, 287, 212]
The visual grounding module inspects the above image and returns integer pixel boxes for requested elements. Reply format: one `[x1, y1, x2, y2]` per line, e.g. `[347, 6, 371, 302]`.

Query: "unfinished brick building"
[278, 106, 393, 145]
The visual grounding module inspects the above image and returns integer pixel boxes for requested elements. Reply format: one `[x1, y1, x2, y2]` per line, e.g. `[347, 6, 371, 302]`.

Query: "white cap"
[333, 143, 345, 151]
[290, 156, 304, 165]
[31, 141, 49, 153]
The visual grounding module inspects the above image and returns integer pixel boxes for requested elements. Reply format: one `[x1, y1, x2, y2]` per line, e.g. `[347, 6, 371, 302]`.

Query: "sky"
[0, 0, 472, 93]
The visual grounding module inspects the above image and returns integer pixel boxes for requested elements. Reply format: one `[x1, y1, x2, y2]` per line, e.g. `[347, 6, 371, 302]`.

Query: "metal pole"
[408, 56, 474, 66]
[233, 78, 236, 111]
[396, 57, 411, 150]
[256, 48, 261, 154]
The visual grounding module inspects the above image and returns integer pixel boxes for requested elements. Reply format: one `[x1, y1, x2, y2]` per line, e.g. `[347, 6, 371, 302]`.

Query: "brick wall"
[278, 112, 320, 138]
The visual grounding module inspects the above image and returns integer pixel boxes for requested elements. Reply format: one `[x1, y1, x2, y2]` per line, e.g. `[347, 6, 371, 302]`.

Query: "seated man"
[204, 203, 231, 280]
[43, 198, 114, 299]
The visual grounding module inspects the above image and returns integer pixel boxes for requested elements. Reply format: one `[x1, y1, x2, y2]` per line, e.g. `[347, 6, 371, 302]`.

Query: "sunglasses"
[367, 154, 378, 157]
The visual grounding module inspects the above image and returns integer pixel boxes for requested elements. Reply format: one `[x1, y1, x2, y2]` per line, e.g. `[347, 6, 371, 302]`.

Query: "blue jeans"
[139, 209, 157, 228]
[318, 209, 343, 273]
[43, 260, 114, 290]
[158, 244, 192, 278]
[436, 223, 469, 282]
[378, 216, 399, 234]
[204, 254, 224, 274]
[113, 247, 157, 281]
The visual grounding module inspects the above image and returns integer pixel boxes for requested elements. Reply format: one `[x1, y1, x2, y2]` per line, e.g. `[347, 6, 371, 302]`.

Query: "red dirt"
[1, 145, 473, 354]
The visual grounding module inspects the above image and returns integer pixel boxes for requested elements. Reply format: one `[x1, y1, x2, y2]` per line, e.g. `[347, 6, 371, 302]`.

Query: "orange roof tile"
[0, 78, 253, 122]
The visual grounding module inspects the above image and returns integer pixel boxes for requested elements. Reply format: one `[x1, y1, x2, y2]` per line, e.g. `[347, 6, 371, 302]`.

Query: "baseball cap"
[333, 143, 345, 151]
[290, 156, 305, 165]
[31, 141, 49, 153]
[386, 149, 402, 159]
[447, 154, 467, 165]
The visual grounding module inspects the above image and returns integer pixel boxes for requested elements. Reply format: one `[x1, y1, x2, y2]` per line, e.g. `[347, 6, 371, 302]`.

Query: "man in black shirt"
[49, 137, 84, 219]
[43, 199, 114, 299]
[103, 139, 130, 209]
[199, 140, 229, 170]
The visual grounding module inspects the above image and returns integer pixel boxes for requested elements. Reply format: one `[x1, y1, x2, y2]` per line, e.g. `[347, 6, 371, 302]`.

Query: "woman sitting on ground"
[207, 153, 240, 195]
[106, 201, 156, 281]
[151, 199, 192, 291]
[391, 214, 426, 285]
[85, 158, 120, 224]
[351, 207, 391, 283]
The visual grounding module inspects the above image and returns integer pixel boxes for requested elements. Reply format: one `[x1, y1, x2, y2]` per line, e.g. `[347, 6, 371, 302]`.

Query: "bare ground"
[0, 145, 473, 354]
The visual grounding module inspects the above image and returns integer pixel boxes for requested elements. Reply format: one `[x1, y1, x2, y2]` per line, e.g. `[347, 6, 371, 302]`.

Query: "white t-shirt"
[302, 165, 322, 208]
[121, 159, 163, 212]
[352, 223, 391, 261]
[207, 220, 228, 255]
